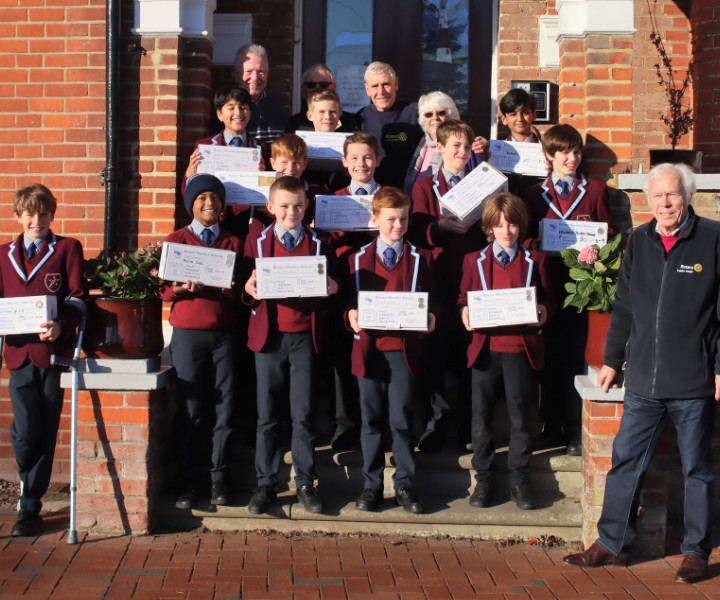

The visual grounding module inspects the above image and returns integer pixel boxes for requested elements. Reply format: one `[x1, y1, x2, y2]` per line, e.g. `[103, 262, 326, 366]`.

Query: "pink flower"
[578, 246, 599, 265]
[149, 268, 158, 277]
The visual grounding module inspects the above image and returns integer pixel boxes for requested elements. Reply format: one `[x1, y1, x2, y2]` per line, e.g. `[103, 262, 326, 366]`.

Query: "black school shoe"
[297, 484, 324, 514]
[355, 488, 383, 512]
[510, 483, 536, 510]
[175, 489, 197, 510]
[210, 481, 229, 506]
[469, 481, 492, 508]
[11, 509, 42, 537]
[248, 485, 276, 514]
[395, 485, 424, 514]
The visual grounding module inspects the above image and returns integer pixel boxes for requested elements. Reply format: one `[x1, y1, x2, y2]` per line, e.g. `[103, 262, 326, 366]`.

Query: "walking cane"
[52, 317, 85, 545]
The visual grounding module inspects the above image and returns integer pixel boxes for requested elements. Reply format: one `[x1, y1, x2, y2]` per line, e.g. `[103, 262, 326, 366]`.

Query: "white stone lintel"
[60, 365, 173, 391]
[133, 0, 217, 39]
[556, 0, 636, 39]
[575, 375, 625, 402]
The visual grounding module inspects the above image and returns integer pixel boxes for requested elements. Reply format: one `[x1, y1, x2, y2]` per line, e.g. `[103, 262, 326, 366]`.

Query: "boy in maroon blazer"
[159, 174, 243, 510]
[410, 120, 484, 452]
[1, 184, 89, 536]
[345, 188, 437, 514]
[522, 124, 616, 456]
[243, 176, 339, 516]
[459, 193, 555, 510]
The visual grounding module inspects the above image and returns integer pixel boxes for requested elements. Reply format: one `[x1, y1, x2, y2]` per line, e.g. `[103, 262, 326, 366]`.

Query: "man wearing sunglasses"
[285, 64, 359, 134]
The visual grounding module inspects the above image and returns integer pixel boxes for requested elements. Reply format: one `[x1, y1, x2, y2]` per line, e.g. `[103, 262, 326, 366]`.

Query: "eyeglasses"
[423, 109, 447, 118]
[303, 81, 333, 89]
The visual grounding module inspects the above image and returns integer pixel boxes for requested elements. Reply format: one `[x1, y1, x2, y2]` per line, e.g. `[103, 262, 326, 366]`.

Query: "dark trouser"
[471, 349, 537, 486]
[10, 361, 64, 515]
[255, 331, 317, 488]
[597, 390, 714, 559]
[540, 308, 587, 440]
[357, 350, 416, 490]
[171, 327, 236, 486]
[330, 315, 359, 434]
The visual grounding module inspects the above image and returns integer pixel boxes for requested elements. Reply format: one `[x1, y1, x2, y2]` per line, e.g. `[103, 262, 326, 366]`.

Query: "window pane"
[421, 0, 469, 114]
[326, 0, 373, 112]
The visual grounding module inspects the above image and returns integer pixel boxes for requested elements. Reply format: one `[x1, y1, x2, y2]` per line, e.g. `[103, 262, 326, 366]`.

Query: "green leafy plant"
[561, 234, 623, 313]
[84, 242, 163, 299]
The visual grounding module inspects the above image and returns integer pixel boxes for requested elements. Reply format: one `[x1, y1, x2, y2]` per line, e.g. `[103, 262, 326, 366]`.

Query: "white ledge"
[575, 374, 625, 402]
[556, 0, 636, 38]
[618, 173, 720, 191]
[61, 365, 173, 391]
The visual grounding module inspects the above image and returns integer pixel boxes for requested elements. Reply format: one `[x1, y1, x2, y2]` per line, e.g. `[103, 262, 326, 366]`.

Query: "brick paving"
[1, 513, 719, 599]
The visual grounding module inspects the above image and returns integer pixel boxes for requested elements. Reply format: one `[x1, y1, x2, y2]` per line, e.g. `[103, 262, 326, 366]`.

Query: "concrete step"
[161, 444, 582, 541]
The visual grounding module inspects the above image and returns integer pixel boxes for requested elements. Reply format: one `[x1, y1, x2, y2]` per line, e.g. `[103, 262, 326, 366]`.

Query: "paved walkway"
[1, 512, 719, 599]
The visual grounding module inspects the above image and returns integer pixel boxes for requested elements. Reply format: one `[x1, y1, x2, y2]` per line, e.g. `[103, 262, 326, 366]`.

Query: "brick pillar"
[577, 374, 668, 557]
[66, 363, 172, 534]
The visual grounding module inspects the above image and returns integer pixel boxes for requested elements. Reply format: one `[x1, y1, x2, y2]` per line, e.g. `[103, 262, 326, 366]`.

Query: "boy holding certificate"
[242, 176, 339, 516]
[160, 174, 243, 510]
[410, 120, 483, 452]
[458, 193, 554, 510]
[1, 184, 89, 537]
[522, 124, 615, 457]
[346, 188, 436, 514]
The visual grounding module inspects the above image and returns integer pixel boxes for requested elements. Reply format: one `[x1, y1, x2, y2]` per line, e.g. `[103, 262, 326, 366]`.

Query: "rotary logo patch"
[45, 273, 62, 293]
[694, 263, 703, 272]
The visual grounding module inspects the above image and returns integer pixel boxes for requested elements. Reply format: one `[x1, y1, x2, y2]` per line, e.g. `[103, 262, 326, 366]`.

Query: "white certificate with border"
[314, 195, 378, 231]
[196, 144, 261, 174]
[296, 131, 350, 160]
[539, 219, 608, 252]
[0, 295, 58, 335]
[438, 163, 508, 225]
[159, 242, 236, 289]
[357, 291, 429, 331]
[215, 171, 278, 205]
[488, 140, 548, 177]
[467, 287, 538, 328]
[255, 256, 328, 299]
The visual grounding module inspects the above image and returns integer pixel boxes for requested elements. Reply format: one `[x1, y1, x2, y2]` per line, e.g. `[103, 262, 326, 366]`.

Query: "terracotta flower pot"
[585, 310, 611, 369]
[83, 297, 164, 359]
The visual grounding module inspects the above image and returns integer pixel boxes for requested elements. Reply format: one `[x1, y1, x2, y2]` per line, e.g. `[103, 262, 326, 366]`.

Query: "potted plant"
[647, 8, 701, 170]
[83, 242, 165, 359]
[561, 234, 623, 368]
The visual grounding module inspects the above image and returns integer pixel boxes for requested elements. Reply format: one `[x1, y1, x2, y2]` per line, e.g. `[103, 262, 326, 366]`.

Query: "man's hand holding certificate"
[463, 287, 541, 329]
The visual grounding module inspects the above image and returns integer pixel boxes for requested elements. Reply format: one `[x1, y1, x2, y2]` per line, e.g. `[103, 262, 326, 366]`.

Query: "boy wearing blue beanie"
[159, 174, 244, 509]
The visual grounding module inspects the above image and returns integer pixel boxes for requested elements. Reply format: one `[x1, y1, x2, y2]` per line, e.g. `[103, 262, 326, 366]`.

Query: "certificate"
[196, 144, 261, 174]
[438, 163, 508, 225]
[255, 256, 328, 299]
[539, 219, 608, 252]
[0, 295, 58, 335]
[357, 291, 429, 331]
[488, 140, 548, 177]
[467, 287, 538, 329]
[314, 195, 378, 231]
[296, 131, 351, 171]
[159, 242, 237, 289]
[215, 171, 278, 205]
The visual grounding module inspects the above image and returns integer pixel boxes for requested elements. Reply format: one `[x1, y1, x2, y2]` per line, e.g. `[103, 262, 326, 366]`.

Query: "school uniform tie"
[27, 242, 38, 258]
[383, 247, 397, 268]
[283, 232, 295, 249]
[449, 175, 461, 187]
[229, 136, 242, 147]
[558, 180, 570, 196]
[201, 228, 214, 245]
[355, 187, 368, 195]
[498, 250, 510, 265]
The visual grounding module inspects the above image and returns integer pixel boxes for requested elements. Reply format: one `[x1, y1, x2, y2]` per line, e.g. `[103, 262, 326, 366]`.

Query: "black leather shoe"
[297, 484, 324, 514]
[675, 554, 708, 583]
[210, 481, 229, 506]
[469, 482, 491, 508]
[355, 488, 383, 512]
[510, 483, 536, 510]
[330, 427, 359, 451]
[395, 485, 424, 514]
[11, 510, 42, 537]
[566, 438, 582, 456]
[175, 489, 197, 510]
[248, 485, 276, 514]
[417, 429, 443, 452]
[563, 541, 627, 567]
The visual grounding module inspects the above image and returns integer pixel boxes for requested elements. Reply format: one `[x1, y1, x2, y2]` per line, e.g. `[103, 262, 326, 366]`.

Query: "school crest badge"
[45, 273, 62, 293]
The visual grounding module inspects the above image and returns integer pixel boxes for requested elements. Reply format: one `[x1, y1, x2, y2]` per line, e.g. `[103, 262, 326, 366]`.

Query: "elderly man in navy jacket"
[564, 162, 719, 584]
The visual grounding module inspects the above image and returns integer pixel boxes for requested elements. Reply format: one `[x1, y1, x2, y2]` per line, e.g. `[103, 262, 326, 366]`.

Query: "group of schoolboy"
[3, 84, 613, 537]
